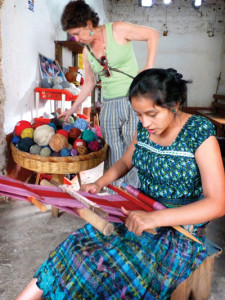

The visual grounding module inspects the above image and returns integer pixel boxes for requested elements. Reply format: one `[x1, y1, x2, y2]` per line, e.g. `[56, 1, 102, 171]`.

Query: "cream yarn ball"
[34, 125, 55, 146]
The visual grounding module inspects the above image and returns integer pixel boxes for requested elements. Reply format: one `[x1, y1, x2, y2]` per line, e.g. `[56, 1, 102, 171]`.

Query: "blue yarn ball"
[73, 119, 89, 131]
[60, 148, 71, 157]
[63, 124, 73, 132]
[12, 135, 21, 145]
[48, 122, 57, 132]
[18, 137, 35, 152]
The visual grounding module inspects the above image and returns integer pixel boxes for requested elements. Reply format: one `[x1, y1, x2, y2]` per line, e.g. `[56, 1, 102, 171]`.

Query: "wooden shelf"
[54, 40, 83, 54]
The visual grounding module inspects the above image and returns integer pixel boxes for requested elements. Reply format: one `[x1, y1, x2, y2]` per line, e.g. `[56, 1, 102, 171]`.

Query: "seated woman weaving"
[17, 68, 225, 299]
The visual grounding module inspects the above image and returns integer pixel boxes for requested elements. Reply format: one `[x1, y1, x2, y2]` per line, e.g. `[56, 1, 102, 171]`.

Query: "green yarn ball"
[81, 130, 97, 143]
[40, 147, 51, 157]
[30, 144, 42, 155]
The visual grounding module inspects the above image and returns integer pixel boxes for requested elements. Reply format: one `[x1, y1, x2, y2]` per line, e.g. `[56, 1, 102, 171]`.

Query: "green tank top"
[87, 23, 138, 99]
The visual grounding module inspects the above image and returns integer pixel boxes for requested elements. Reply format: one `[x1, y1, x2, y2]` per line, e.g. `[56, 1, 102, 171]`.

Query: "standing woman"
[16, 69, 225, 299]
[58, 0, 159, 189]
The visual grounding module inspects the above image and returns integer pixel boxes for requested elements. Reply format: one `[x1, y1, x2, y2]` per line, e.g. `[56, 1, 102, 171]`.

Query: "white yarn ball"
[34, 125, 55, 146]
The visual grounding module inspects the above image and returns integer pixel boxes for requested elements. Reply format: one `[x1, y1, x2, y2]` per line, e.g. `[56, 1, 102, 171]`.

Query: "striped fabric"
[99, 96, 139, 191]
[35, 223, 207, 299]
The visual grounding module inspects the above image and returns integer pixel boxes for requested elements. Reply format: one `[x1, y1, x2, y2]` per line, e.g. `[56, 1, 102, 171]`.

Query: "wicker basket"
[11, 143, 108, 174]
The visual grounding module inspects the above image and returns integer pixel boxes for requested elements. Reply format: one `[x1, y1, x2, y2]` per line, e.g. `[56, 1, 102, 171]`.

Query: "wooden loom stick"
[50, 179, 108, 218]
[109, 184, 202, 244]
[40, 179, 114, 236]
[27, 196, 47, 212]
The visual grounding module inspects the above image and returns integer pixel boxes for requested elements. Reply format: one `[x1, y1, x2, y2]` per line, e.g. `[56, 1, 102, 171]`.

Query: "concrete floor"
[0, 163, 225, 299]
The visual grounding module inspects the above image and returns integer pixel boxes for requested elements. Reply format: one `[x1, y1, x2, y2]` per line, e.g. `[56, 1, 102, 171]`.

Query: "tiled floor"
[0, 163, 225, 299]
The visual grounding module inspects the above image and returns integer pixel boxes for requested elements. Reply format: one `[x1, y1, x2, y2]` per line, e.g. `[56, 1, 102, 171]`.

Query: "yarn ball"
[60, 148, 71, 157]
[73, 119, 89, 131]
[63, 124, 73, 132]
[49, 134, 68, 152]
[14, 120, 32, 136]
[40, 147, 51, 157]
[69, 127, 81, 140]
[94, 125, 102, 137]
[40, 78, 53, 88]
[48, 122, 57, 132]
[68, 143, 73, 150]
[60, 116, 74, 124]
[57, 129, 69, 138]
[61, 81, 71, 88]
[53, 76, 63, 85]
[71, 149, 78, 156]
[34, 125, 55, 146]
[50, 118, 63, 130]
[82, 130, 96, 143]
[18, 137, 35, 152]
[77, 145, 88, 155]
[53, 84, 63, 90]
[51, 151, 61, 157]
[87, 140, 101, 152]
[32, 121, 45, 130]
[30, 144, 42, 155]
[21, 128, 34, 139]
[73, 138, 86, 150]
[12, 135, 21, 145]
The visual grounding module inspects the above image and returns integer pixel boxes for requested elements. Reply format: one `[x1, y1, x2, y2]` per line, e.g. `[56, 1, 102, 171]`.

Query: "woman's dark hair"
[61, 0, 100, 31]
[128, 68, 191, 108]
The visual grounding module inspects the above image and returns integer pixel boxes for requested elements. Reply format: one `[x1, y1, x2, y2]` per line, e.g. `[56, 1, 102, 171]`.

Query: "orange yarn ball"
[49, 134, 69, 152]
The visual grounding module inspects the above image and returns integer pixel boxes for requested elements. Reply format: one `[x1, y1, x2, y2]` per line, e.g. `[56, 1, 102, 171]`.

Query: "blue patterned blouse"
[133, 115, 216, 201]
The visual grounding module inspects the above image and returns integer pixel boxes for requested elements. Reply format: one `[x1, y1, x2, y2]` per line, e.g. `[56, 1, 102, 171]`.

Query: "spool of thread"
[34, 125, 55, 146]
[82, 130, 97, 143]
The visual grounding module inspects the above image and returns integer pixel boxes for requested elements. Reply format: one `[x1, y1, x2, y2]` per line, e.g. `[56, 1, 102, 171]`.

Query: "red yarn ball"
[14, 120, 32, 137]
[73, 138, 86, 149]
[69, 127, 81, 140]
[57, 129, 69, 138]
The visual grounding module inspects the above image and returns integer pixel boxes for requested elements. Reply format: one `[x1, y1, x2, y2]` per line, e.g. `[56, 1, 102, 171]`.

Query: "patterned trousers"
[99, 96, 140, 190]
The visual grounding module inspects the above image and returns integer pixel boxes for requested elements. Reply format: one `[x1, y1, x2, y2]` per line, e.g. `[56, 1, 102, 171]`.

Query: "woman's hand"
[80, 182, 102, 194]
[58, 108, 74, 122]
[121, 207, 158, 236]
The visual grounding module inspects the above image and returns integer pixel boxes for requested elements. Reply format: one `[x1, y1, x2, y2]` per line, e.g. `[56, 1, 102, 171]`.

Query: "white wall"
[107, 0, 225, 107]
[1, 0, 107, 134]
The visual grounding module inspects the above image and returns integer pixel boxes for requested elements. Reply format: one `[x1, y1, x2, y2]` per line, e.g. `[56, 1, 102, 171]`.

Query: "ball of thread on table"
[14, 120, 32, 137]
[34, 125, 55, 146]
[40, 147, 51, 157]
[77, 145, 88, 155]
[21, 128, 34, 139]
[69, 127, 81, 140]
[71, 148, 78, 156]
[12, 135, 21, 145]
[57, 129, 69, 138]
[30, 144, 42, 155]
[82, 130, 97, 143]
[60, 148, 71, 157]
[73, 138, 86, 150]
[49, 134, 68, 152]
[18, 137, 35, 152]
[48, 122, 57, 132]
[73, 118, 89, 131]
[87, 140, 101, 152]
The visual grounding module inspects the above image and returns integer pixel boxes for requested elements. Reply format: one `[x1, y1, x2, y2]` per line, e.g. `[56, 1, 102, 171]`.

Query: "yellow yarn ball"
[21, 128, 34, 139]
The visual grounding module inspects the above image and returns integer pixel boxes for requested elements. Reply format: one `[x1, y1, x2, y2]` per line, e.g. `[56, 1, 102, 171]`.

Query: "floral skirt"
[35, 223, 207, 300]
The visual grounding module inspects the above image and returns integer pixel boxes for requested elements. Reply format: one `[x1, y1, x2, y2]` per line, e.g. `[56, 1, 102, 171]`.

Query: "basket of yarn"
[11, 118, 108, 174]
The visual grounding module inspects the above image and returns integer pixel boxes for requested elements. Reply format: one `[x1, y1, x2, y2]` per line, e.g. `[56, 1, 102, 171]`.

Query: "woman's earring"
[89, 31, 94, 36]
[172, 108, 176, 113]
